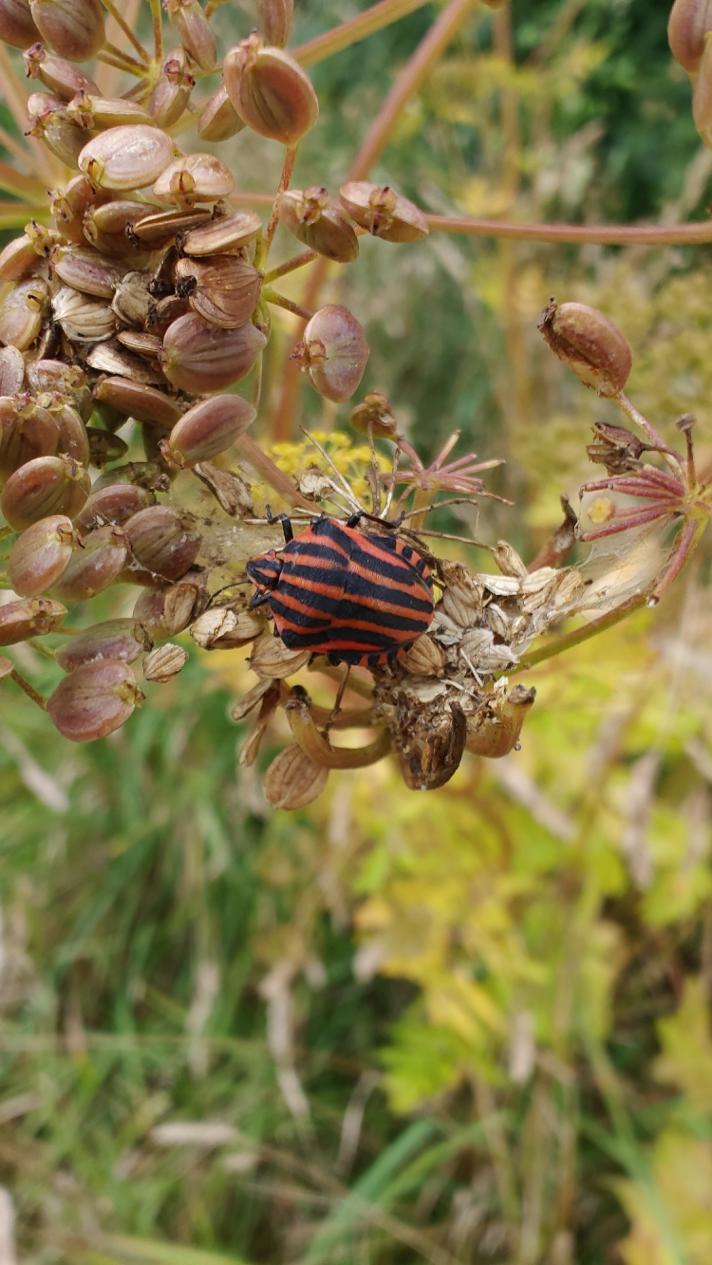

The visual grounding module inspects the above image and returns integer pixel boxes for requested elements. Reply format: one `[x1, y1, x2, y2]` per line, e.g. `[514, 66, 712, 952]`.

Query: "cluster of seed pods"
[0, 0, 429, 745]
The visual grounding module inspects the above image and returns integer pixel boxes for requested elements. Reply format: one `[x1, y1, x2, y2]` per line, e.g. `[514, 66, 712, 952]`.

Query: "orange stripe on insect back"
[345, 558, 432, 604]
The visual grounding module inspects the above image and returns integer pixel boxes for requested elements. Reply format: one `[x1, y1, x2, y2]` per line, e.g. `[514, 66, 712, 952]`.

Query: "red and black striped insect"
[245, 514, 434, 666]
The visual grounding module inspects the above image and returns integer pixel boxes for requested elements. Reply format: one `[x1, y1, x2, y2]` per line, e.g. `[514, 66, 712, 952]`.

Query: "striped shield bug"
[245, 513, 434, 666]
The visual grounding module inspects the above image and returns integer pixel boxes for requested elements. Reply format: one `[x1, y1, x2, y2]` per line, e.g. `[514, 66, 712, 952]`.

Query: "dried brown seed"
[161, 312, 266, 393]
[152, 152, 234, 205]
[350, 390, 399, 439]
[182, 210, 262, 257]
[175, 254, 262, 329]
[1, 454, 89, 528]
[52, 245, 125, 298]
[669, 0, 712, 71]
[224, 36, 318, 144]
[75, 480, 154, 531]
[143, 642, 188, 682]
[27, 91, 86, 165]
[0, 396, 58, 480]
[133, 575, 205, 637]
[129, 206, 210, 246]
[258, 0, 293, 47]
[86, 341, 164, 386]
[48, 660, 142, 742]
[0, 278, 49, 350]
[0, 0, 40, 48]
[30, 0, 105, 60]
[249, 632, 309, 679]
[51, 173, 106, 244]
[277, 187, 359, 263]
[438, 561, 484, 626]
[399, 633, 446, 677]
[0, 347, 24, 395]
[148, 51, 195, 128]
[147, 293, 190, 337]
[264, 743, 328, 810]
[92, 376, 182, 428]
[190, 606, 265, 649]
[0, 230, 46, 283]
[164, 0, 216, 70]
[52, 285, 115, 342]
[0, 595, 66, 645]
[23, 42, 98, 100]
[67, 92, 153, 130]
[166, 393, 256, 467]
[8, 513, 75, 596]
[537, 299, 633, 397]
[116, 330, 163, 361]
[339, 181, 429, 243]
[293, 304, 369, 403]
[55, 617, 150, 671]
[54, 402, 89, 465]
[197, 83, 243, 141]
[124, 504, 200, 581]
[53, 524, 129, 599]
[465, 684, 536, 758]
[193, 461, 253, 515]
[111, 270, 152, 326]
[78, 125, 175, 192]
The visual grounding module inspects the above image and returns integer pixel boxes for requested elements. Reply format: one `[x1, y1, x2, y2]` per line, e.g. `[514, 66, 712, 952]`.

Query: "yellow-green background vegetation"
[2, 1, 712, 1263]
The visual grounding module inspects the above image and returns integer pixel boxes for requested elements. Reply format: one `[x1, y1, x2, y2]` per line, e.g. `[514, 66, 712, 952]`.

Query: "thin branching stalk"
[264, 248, 318, 284]
[294, 0, 432, 68]
[427, 213, 712, 245]
[264, 288, 313, 321]
[99, 0, 150, 63]
[149, 0, 164, 64]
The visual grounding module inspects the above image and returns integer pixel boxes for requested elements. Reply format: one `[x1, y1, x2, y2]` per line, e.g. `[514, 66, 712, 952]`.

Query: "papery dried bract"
[223, 36, 318, 144]
[48, 659, 142, 742]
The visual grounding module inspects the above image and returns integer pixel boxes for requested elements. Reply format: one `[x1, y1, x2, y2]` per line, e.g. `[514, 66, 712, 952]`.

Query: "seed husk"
[48, 659, 142, 742]
[133, 575, 205, 637]
[249, 633, 310, 679]
[0, 595, 67, 645]
[197, 83, 243, 141]
[152, 152, 234, 204]
[182, 209, 262, 256]
[143, 642, 188, 682]
[294, 304, 369, 403]
[0, 347, 24, 395]
[148, 52, 195, 129]
[55, 617, 151, 672]
[51, 173, 106, 244]
[29, 0, 105, 60]
[277, 188, 359, 262]
[258, 0, 293, 47]
[23, 42, 99, 100]
[1, 454, 90, 529]
[111, 270, 152, 326]
[116, 330, 163, 361]
[0, 395, 58, 481]
[130, 206, 211, 246]
[0, 278, 49, 350]
[8, 513, 75, 596]
[78, 125, 175, 192]
[124, 503, 200, 581]
[52, 285, 116, 342]
[264, 743, 328, 810]
[161, 312, 266, 392]
[55, 402, 90, 465]
[339, 181, 429, 242]
[166, 393, 256, 467]
[191, 606, 264, 649]
[93, 376, 183, 428]
[53, 524, 129, 599]
[75, 480, 154, 531]
[223, 36, 318, 145]
[193, 460, 252, 515]
[0, 0, 40, 48]
[67, 93, 153, 130]
[86, 341, 165, 386]
[52, 245, 125, 298]
[537, 299, 633, 397]
[164, 0, 216, 70]
[0, 230, 47, 282]
[175, 254, 262, 328]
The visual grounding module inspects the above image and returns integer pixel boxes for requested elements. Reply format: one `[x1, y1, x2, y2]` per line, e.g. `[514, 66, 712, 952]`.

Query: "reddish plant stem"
[99, 0, 150, 63]
[426, 214, 712, 245]
[10, 668, 47, 711]
[263, 146, 298, 257]
[264, 248, 318, 284]
[264, 289, 314, 321]
[293, 0, 432, 68]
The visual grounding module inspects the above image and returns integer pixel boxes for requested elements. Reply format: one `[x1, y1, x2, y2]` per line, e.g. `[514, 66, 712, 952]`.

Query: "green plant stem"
[263, 288, 313, 321]
[149, 0, 164, 64]
[104, 41, 147, 72]
[513, 592, 649, 673]
[99, 0, 150, 63]
[426, 213, 712, 245]
[293, 0, 432, 68]
[264, 248, 318, 284]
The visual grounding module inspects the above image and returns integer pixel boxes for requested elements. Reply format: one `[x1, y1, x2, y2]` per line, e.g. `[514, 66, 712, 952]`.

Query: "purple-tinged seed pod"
[165, 393, 256, 467]
[93, 376, 183, 428]
[66, 93, 153, 131]
[52, 245, 126, 299]
[0, 277, 49, 350]
[164, 0, 216, 71]
[23, 43, 99, 99]
[29, 0, 105, 61]
[197, 83, 243, 141]
[133, 574, 206, 637]
[75, 480, 155, 531]
[258, 0, 293, 47]
[0, 0, 40, 47]
[175, 254, 262, 329]
[55, 617, 151, 672]
[293, 304, 369, 403]
[181, 209, 261, 256]
[143, 642, 188, 682]
[0, 595, 67, 645]
[161, 313, 266, 393]
[53, 524, 129, 599]
[223, 35, 318, 145]
[277, 188, 359, 263]
[152, 153, 234, 205]
[1, 454, 90, 529]
[26, 93, 86, 166]
[148, 51, 195, 128]
[54, 403, 89, 465]
[668, 0, 712, 72]
[115, 330, 163, 361]
[339, 181, 429, 242]
[78, 125, 176, 192]
[0, 347, 25, 395]
[8, 513, 75, 596]
[124, 504, 200, 582]
[47, 659, 142, 742]
[50, 173, 107, 245]
[0, 395, 58, 481]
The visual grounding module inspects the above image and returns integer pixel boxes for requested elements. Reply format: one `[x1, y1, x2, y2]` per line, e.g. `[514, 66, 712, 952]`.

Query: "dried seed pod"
[78, 125, 175, 192]
[249, 632, 309, 679]
[339, 181, 429, 243]
[293, 304, 369, 403]
[116, 330, 163, 361]
[198, 83, 243, 141]
[48, 660, 142, 742]
[398, 633, 446, 677]
[190, 606, 265, 649]
[82, 199, 156, 257]
[0, 347, 24, 395]
[129, 206, 210, 246]
[52, 285, 115, 342]
[29, 0, 105, 60]
[7, 513, 75, 596]
[27, 101, 85, 167]
[0, 595, 66, 645]
[164, 0, 216, 70]
[0, 454, 89, 528]
[51, 173, 105, 244]
[55, 617, 150, 671]
[175, 254, 262, 328]
[394, 700, 466, 791]
[23, 42, 99, 100]
[264, 743, 328, 810]
[258, 0, 293, 46]
[277, 188, 359, 262]
[165, 393, 255, 467]
[26, 358, 90, 415]
[124, 504, 200, 581]
[54, 402, 89, 465]
[0, 0, 40, 48]
[148, 51, 195, 128]
[53, 524, 129, 599]
[75, 480, 154, 531]
[161, 312, 266, 392]
[86, 341, 164, 386]
[147, 293, 190, 338]
[223, 36, 319, 144]
[537, 299, 633, 397]
[92, 376, 182, 429]
[464, 684, 536, 758]
[152, 153, 234, 205]
[143, 642, 188, 682]
[668, 0, 712, 71]
[193, 461, 252, 515]
[133, 575, 205, 637]
[67, 92, 153, 130]
[111, 270, 152, 326]
[182, 209, 261, 256]
[438, 561, 484, 626]
[0, 396, 58, 480]
[350, 390, 399, 439]
[0, 278, 49, 350]
[0, 229, 47, 282]
[52, 245, 125, 298]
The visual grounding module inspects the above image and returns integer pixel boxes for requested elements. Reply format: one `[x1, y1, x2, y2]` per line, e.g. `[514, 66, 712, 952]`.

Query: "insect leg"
[326, 663, 352, 730]
[264, 506, 294, 543]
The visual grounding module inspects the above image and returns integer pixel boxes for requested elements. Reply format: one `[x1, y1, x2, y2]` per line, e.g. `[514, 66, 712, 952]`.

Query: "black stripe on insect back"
[279, 568, 432, 614]
[274, 580, 430, 630]
[277, 624, 403, 651]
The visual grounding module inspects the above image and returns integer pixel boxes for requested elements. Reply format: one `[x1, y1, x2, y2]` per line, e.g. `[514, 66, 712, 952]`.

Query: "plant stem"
[149, 0, 164, 64]
[426, 213, 712, 246]
[99, 0, 150, 63]
[615, 393, 681, 469]
[104, 41, 147, 72]
[293, 0, 431, 68]
[97, 49, 148, 76]
[234, 434, 312, 509]
[263, 288, 313, 321]
[513, 591, 648, 674]
[10, 668, 47, 711]
[264, 248, 318, 284]
[263, 146, 298, 258]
